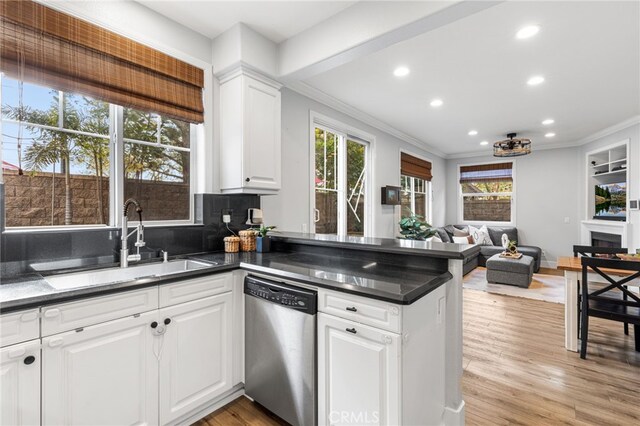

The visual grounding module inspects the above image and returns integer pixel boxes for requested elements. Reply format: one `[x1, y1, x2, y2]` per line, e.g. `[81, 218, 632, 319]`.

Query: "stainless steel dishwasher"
[244, 275, 317, 426]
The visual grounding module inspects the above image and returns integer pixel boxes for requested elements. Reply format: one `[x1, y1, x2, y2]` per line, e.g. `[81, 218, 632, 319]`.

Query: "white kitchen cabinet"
[159, 292, 233, 425]
[0, 309, 39, 348]
[42, 311, 159, 426]
[220, 68, 281, 193]
[318, 312, 401, 426]
[0, 339, 41, 426]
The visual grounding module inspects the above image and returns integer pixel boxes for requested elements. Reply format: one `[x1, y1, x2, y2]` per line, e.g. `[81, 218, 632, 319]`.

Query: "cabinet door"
[318, 313, 400, 426]
[0, 340, 40, 426]
[42, 311, 158, 426]
[159, 292, 233, 425]
[242, 76, 281, 191]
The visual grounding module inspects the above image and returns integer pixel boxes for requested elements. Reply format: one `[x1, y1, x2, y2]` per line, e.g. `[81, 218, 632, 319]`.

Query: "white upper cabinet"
[220, 68, 282, 193]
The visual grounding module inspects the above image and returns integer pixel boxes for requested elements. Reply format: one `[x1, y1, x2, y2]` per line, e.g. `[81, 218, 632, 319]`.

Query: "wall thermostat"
[630, 200, 639, 210]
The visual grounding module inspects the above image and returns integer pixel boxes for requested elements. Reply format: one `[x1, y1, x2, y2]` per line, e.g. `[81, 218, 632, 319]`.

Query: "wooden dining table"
[557, 256, 639, 352]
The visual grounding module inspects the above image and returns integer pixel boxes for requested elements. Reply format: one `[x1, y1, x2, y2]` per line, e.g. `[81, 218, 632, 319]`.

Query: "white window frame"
[309, 111, 373, 237]
[0, 74, 197, 231]
[457, 159, 516, 226]
[398, 149, 433, 226]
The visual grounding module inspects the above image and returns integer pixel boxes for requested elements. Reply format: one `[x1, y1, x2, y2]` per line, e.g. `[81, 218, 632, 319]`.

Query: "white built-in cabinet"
[42, 311, 159, 426]
[159, 293, 233, 424]
[318, 313, 400, 426]
[317, 285, 447, 426]
[0, 272, 237, 426]
[219, 68, 282, 193]
[0, 339, 41, 426]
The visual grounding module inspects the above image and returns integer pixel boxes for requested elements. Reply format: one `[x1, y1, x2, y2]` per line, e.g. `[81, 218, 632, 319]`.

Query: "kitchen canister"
[224, 236, 240, 253]
[238, 230, 257, 252]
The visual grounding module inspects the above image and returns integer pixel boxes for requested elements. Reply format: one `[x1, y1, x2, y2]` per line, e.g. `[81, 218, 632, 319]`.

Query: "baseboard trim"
[174, 384, 245, 426]
[444, 400, 465, 426]
[540, 260, 558, 269]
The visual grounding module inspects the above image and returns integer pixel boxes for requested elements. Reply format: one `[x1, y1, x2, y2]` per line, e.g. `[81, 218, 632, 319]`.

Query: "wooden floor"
[194, 289, 640, 426]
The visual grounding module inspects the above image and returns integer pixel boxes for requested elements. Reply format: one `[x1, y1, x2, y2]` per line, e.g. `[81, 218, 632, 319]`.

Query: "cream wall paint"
[261, 88, 447, 238]
[445, 148, 582, 267]
[580, 123, 640, 252]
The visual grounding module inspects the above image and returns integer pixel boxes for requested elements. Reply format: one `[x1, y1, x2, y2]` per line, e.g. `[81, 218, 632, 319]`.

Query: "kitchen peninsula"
[1, 232, 478, 425]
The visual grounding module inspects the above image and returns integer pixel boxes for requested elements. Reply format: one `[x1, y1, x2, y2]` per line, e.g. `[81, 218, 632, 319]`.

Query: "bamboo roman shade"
[400, 152, 432, 181]
[0, 0, 204, 123]
[459, 162, 513, 183]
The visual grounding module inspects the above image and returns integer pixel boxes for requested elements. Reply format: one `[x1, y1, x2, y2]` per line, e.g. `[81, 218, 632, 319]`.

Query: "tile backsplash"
[0, 185, 259, 276]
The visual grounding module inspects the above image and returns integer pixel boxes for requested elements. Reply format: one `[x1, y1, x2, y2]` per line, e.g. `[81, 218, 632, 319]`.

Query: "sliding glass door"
[314, 127, 368, 236]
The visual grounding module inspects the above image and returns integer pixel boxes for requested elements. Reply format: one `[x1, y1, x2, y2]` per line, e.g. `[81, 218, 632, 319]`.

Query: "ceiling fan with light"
[493, 133, 532, 157]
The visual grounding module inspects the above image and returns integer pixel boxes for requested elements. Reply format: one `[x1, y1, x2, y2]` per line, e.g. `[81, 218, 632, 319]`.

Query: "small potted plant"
[398, 213, 436, 240]
[256, 225, 276, 253]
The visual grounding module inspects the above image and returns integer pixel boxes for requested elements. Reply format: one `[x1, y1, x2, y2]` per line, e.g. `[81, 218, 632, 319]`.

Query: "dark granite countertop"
[1, 247, 454, 310]
[271, 232, 480, 259]
[234, 252, 452, 305]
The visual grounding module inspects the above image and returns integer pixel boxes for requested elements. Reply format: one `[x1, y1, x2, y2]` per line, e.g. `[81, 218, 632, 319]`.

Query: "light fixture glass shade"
[493, 134, 532, 157]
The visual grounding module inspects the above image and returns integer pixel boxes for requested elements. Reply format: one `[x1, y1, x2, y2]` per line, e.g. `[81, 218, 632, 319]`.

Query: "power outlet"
[222, 209, 233, 224]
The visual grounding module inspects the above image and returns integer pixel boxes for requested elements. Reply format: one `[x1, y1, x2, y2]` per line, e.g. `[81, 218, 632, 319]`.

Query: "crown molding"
[216, 62, 283, 89]
[573, 115, 640, 146]
[285, 81, 447, 159]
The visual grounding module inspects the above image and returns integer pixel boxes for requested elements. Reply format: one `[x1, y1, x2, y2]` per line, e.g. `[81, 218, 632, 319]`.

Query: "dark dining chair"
[580, 256, 640, 359]
[572, 246, 630, 336]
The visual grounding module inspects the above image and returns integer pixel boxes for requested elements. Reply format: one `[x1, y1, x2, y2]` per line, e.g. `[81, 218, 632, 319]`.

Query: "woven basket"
[224, 236, 240, 253]
[239, 230, 257, 252]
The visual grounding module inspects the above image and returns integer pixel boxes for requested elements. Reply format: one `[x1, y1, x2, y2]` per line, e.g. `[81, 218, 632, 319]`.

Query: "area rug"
[463, 267, 565, 304]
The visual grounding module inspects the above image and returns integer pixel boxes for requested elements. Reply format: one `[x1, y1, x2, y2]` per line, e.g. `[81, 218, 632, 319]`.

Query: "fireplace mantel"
[581, 220, 630, 249]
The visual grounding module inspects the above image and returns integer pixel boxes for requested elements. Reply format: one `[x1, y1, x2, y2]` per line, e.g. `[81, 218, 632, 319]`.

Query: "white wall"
[445, 148, 582, 267]
[580, 123, 640, 251]
[261, 88, 447, 238]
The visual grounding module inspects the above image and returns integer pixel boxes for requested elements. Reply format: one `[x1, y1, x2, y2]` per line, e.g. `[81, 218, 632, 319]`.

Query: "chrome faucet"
[121, 198, 145, 268]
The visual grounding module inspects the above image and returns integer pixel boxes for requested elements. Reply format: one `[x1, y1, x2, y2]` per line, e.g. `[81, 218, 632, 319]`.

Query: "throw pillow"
[469, 225, 493, 245]
[452, 235, 474, 244]
[429, 234, 443, 243]
[452, 227, 469, 237]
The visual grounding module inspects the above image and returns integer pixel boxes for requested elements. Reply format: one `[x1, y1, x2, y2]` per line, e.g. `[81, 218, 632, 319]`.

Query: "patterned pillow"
[469, 225, 493, 245]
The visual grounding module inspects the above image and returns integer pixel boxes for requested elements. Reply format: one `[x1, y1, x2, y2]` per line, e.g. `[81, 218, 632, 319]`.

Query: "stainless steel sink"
[44, 259, 216, 290]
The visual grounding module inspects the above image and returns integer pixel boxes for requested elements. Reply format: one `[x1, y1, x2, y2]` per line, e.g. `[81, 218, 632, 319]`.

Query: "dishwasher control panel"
[245, 276, 317, 314]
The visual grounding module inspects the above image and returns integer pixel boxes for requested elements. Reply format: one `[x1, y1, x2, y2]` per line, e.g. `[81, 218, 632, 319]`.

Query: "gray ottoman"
[486, 254, 534, 288]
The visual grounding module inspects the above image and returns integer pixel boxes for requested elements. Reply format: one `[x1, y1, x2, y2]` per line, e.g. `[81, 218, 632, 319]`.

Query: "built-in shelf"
[585, 139, 629, 223]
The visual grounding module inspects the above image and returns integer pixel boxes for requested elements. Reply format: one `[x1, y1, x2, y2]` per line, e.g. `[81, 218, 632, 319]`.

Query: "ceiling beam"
[278, 0, 503, 82]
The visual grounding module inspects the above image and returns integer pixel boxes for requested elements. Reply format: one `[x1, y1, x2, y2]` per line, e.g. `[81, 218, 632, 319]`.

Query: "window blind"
[0, 0, 204, 123]
[400, 152, 432, 181]
[459, 162, 513, 183]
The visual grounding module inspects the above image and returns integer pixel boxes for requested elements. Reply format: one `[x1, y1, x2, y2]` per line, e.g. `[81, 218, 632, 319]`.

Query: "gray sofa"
[434, 225, 542, 275]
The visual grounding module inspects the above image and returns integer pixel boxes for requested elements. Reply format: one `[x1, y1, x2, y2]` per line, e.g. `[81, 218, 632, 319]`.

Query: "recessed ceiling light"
[545, 132, 556, 138]
[480, 141, 489, 146]
[527, 75, 545, 86]
[393, 66, 410, 77]
[542, 119, 555, 125]
[430, 99, 443, 107]
[468, 130, 478, 136]
[516, 25, 540, 40]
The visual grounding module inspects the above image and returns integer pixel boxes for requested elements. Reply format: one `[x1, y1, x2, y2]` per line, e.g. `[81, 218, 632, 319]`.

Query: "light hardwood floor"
[194, 289, 640, 426]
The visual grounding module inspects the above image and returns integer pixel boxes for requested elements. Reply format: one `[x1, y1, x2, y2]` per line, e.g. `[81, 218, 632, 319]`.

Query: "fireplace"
[591, 231, 622, 248]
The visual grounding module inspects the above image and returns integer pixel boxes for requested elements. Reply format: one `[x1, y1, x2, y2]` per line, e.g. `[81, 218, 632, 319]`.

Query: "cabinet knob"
[345, 327, 357, 334]
[346, 306, 358, 312]
[24, 355, 36, 365]
[150, 321, 158, 329]
[245, 177, 251, 182]
[164, 318, 171, 325]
